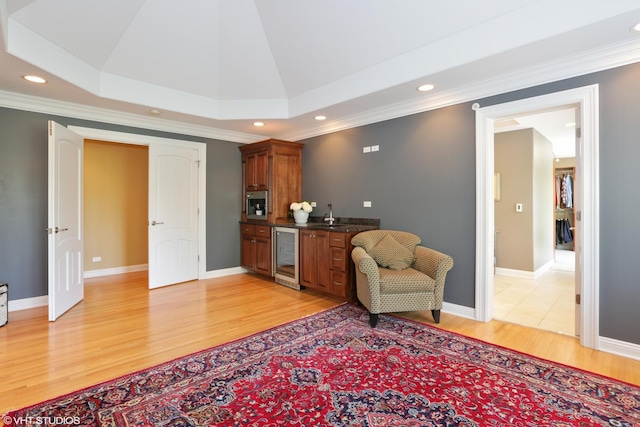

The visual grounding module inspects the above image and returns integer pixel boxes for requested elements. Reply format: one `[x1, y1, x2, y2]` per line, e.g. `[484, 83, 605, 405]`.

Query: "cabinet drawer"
[241, 224, 255, 235]
[329, 232, 346, 248]
[330, 271, 347, 297]
[254, 225, 271, 237]
[330, 248, 348, 271]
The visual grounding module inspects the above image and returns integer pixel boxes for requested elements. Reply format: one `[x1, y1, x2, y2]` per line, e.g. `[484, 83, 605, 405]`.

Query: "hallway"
[494, 250, 575, 336]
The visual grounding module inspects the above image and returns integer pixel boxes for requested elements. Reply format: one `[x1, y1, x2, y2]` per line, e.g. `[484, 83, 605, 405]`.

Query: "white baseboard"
[8, 295, 48, 312]
[201, 266, 248, 279]
[84, 264, 148, 278]
[442, 301, 476, 320]
[495, 260, 553, 279]
[599, 336, 640, 362]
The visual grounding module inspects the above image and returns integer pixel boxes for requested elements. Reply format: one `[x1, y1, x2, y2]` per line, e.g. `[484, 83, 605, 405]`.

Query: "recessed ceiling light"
[23, 75, 47, 84]
[253, 122, 265, 127]
[417, 84, 435, 92]
[315, 115, 326, 121]
[631, 22, 640, 32]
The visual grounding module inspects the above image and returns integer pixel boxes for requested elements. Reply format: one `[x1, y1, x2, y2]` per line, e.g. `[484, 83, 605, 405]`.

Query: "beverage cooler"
[273, 227, 300, 290]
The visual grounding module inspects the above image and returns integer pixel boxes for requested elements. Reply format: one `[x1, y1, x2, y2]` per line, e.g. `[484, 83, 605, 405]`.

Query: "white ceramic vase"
[293, 209, 310, 224]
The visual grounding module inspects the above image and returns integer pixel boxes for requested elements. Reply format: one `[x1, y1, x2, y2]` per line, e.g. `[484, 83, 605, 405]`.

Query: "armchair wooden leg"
[369, 313, 379, 328]
[431, 309, 441, 324]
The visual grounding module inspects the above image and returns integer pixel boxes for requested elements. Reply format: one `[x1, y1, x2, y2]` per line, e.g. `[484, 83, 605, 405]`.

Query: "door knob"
[150, 221, 165, 226]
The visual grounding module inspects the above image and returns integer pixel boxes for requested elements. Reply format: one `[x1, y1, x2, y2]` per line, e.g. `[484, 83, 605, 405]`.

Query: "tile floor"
[493, 250, 576, 336]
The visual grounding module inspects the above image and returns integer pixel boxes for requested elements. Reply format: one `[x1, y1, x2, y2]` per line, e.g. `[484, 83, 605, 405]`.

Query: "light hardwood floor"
[1, 271, 639, 415]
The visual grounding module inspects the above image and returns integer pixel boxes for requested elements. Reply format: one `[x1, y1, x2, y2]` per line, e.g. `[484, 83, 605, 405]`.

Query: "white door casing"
[475, 84, 599, 349]
[148, 144, 199, 288]
[48, 121, 84, 321]
[67, 126, 206, 287]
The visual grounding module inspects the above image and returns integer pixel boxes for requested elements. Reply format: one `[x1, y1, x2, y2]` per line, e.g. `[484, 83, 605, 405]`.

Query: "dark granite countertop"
[241, 217, 380, 233]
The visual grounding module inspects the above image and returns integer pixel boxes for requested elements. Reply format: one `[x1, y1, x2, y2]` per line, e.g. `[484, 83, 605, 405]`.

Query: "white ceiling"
[495, 108, 578, 158]
[1, 1, 640, 143]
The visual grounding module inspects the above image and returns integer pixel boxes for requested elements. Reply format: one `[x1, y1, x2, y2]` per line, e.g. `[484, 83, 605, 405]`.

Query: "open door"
[48, 121, 84, 321]
[573, 109, 582, 337]
[148, 144, 199, 289]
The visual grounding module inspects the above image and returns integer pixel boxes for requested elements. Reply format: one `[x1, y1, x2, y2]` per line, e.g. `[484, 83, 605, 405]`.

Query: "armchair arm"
[412, 246, 454, 305]
[413, 246, 453, 280]
[352, 247, 379, 279]
[351, 246, 382, 312]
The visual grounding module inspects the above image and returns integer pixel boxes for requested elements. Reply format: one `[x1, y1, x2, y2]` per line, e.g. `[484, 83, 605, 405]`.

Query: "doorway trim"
[474, 84, 599, 349]
[68, 126, 207, 281]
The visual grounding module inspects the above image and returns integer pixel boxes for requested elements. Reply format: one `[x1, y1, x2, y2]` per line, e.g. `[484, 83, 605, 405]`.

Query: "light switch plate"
[371, 145, 379, 152]
[363, 201, 372, 207]
[363, 146, 371, 153]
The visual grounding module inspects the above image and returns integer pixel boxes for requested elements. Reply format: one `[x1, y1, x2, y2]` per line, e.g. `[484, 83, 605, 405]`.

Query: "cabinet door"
[241, 234, 256, 270]
[244, 153, 257, 191]
[254, 150, 269, 190]
[299, 230, 317, 288]
[254, 236, 272, 276]
[314, 231, 331, 292]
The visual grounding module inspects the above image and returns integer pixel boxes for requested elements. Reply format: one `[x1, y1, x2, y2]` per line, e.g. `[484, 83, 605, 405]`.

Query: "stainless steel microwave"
[246, 191, 267, 220]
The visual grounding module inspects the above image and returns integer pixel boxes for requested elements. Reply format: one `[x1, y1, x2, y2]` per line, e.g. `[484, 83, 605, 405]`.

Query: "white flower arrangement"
[290, 201, 313, 213]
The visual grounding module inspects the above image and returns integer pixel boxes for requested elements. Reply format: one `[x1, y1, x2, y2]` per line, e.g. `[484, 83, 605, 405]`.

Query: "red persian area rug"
[4, 303, 640, 426]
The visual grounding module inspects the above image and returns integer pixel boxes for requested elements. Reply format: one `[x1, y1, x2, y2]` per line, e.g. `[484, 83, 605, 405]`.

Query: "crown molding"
[0, 89, 261, 144]
[1, 38, 639, 144]
[278, 38, 640, 141]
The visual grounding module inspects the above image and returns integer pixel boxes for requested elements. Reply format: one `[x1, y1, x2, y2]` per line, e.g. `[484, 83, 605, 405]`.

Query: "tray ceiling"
[1, 1, 640, 141]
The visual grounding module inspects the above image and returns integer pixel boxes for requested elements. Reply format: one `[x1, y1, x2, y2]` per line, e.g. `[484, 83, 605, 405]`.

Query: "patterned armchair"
[351, 230, 454, 327]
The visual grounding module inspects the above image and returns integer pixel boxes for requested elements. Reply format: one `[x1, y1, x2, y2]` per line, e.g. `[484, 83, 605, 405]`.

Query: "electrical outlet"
[515, 203, 523, 212]
[92, 256, 101, 262]
[311, 201, 316, 207]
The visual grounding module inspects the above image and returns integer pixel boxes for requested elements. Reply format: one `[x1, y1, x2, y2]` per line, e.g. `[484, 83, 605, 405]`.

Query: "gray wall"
[0, 107, 242, 300]
[302, 104, 477, 308]
[301, 61, 640, 345]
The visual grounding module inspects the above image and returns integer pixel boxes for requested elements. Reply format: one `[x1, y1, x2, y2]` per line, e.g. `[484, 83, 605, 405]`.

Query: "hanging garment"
[561, 174, 574, 208]
[556, 218, 573, 245]
[562, 218, 573, 243]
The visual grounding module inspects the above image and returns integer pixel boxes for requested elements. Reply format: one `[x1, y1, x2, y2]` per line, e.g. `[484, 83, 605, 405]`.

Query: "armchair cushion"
[368, 233, 415, 270]
[379, 268, 435, 294]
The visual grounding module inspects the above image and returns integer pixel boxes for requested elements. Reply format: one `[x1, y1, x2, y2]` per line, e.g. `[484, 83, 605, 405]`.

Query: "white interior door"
[148, 144, 199, 289]
[573, 109, 582, 337]
[48, 121, 84, 321]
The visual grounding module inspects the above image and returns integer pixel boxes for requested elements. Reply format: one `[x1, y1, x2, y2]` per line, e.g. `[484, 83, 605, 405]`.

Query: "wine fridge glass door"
[273, 227, 299, 288]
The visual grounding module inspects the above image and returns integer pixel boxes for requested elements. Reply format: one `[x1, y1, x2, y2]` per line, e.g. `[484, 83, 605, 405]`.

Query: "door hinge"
[48, 122, 52, 136]
[575, 127, 582, 139]
[575, 294, 581, 305]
